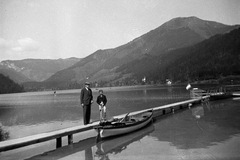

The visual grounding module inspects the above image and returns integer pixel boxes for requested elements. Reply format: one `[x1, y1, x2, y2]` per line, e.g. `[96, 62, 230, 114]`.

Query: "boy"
[96, 90, 107, 122]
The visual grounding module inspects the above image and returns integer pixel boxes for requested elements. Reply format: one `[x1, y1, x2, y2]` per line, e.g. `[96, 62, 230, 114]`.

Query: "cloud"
[0, 37, 41, 60]
[14, 38, 40, 52]
[0, 38, 12, 49]
[0, 37, 40, 52]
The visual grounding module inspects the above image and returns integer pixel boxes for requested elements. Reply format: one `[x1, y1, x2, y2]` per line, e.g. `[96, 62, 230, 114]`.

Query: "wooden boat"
[232, 92, 240, 97]
[209, 92, 232, 100]
[94, 110, 153, 139]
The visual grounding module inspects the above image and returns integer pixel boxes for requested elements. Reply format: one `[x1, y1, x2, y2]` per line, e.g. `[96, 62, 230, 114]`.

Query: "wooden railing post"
[56, 137, 62, 148]
[68, 135, 73, 145]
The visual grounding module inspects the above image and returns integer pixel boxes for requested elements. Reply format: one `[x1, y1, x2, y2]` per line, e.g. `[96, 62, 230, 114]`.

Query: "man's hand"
[81, 103, 84, 107]
[91, 100, 93, 104]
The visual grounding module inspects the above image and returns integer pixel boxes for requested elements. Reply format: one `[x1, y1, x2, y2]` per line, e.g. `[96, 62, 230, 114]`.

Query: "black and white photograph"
[0, 0, 240, 159]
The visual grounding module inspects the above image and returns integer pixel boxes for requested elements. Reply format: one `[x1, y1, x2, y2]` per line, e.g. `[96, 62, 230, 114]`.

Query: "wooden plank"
[0, 122, 98, 152]
[114, 97, 206, 118]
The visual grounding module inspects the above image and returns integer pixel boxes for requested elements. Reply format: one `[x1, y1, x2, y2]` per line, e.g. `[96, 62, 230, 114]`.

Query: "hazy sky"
[0, 0, 240, 60]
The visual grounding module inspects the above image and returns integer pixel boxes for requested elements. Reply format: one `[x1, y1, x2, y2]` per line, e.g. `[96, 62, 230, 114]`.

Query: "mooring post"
[56, 137, 62, 148]
[68, 134, 73, 145]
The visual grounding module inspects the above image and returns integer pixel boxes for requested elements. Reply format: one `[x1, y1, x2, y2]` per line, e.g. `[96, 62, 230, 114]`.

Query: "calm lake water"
[0, 85, 189, 140]
[1, 85, 240, 160]
[28, 98, 240, 160]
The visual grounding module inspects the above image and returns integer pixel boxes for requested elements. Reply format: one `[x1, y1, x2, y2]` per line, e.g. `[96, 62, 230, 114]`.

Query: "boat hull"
[210, 93, 232, 100]
[232, 92, 240, 97]
[96, 110, 153, 139]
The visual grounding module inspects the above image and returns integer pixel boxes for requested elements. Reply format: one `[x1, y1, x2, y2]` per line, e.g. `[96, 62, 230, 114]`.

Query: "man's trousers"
[83, 104, 91, 125]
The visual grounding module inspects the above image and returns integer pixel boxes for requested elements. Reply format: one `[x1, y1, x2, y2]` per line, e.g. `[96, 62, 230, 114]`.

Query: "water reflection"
[150, 99, 240, 150]
[94, 124, 154, 159]
[191, 106, 204, 119]
[25, 137, 96, 160]
[85, 147, 93, 160]
[26, 124, 154, 160]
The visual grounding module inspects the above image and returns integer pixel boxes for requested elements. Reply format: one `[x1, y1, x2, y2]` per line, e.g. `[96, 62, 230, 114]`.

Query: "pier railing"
[0, 96, 208, 152]
[189, 85, 240, 99]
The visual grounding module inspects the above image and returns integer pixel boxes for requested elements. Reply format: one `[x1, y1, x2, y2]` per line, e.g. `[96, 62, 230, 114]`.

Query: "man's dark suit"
[80, 87, 93, 125]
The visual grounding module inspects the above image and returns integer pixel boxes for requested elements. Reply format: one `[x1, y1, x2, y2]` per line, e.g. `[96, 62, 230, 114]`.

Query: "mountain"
[117, 27, 240, 84]
[0, 57, 81, 83]
[0, 74, 24, 94]
[32, 17, 240, 89]
[0, 68, 30, 84]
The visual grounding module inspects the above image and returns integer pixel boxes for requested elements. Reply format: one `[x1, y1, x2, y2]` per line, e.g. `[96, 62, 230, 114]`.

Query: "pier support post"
[171, 108, 174, 113]
[180, 105, 183, 109]
[56, 137, 62, 148]
[162, 109, 165, 115]
[68, 134, 73, 145]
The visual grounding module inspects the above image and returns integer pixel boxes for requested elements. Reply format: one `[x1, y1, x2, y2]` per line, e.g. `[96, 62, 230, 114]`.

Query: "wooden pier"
[0, 96, 208, 152]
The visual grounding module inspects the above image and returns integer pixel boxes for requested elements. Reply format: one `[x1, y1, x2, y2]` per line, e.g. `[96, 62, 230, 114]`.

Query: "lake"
[0, 85, 190, 140]
[26, 98, 240, 160]
[1, 85, 240, 160]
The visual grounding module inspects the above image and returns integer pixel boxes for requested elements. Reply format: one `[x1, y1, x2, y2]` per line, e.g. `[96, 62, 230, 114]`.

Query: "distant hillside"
[116, 27, 240, 84]
[0, 74, 24, 94]
[41, 17, 239, 89]
[0, 57, 81, 82]
[0, 68, 30, 84]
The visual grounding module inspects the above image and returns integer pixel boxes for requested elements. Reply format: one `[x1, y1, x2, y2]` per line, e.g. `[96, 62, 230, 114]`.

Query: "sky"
[0, 0, 240, 61]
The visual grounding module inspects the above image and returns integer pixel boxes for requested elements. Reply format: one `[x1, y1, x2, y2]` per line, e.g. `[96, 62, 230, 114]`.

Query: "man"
[80, 82, 93, 125]
[96, 90, 107, 122]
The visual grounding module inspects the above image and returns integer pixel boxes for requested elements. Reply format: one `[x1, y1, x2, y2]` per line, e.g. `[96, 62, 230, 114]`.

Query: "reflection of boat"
[94, 110, 153, 139]
[95, 124, 154, 156]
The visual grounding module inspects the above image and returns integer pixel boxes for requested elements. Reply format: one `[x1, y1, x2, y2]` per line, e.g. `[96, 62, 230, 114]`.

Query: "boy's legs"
[99, 105, 103, 121]
[103, 106, 106, 121]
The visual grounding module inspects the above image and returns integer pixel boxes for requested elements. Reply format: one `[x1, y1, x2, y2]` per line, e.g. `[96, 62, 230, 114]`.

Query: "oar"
[120, 112, 130, 123]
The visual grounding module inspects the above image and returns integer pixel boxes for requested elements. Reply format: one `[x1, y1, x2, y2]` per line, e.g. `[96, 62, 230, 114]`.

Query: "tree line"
[0, 74, 24, 94]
